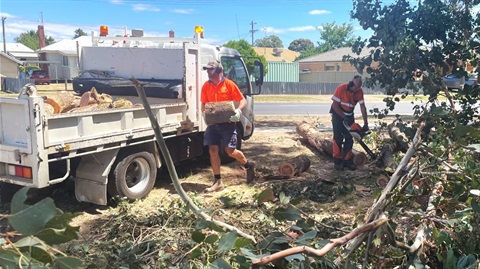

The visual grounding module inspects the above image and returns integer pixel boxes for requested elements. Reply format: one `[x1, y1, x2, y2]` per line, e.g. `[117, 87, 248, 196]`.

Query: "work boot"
[334, 158, 344, 171]
[205, 179, 225, 192]
[343, 159, 357, 171]
[246, 161, 256, 183]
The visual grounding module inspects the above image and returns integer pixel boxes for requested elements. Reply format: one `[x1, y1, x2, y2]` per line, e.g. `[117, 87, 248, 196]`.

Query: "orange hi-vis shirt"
[331, 83, 365, 116]
[201, 78, 244, 103]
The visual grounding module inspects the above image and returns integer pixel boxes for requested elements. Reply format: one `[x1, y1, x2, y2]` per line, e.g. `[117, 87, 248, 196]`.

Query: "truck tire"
[219, 126, 243, 164]
[108, 151, 157, 201]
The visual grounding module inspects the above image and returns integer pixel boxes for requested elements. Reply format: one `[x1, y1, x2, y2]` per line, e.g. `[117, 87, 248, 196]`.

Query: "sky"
[0, 0, 378, 48]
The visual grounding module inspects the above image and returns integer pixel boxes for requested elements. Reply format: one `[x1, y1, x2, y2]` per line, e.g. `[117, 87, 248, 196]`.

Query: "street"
[254, 101, 417, 115]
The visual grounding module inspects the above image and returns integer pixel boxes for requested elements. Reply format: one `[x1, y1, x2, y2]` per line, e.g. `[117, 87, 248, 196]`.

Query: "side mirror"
[254, 60, 264, 86]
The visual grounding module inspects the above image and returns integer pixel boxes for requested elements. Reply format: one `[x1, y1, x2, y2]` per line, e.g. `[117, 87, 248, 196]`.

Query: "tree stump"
[296, 122, 367, 167]
[278, 154, 311, 178]
[204, 101, 235, 125]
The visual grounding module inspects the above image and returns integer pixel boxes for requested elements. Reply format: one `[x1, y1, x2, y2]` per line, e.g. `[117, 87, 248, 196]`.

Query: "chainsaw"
[343, 122, 377, 160]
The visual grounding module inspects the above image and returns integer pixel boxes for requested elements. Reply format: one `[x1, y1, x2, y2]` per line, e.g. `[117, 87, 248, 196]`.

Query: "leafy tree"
[14, 30, 55, 50]
[254, 35, 283, 48]
[288, 38, 314, 53]
[346, 0, 480, 267]
[317, 22, 356, 51]
[223, 39, 268, 76]
[295, 22, 356, 61]
[73, 28, 87, 39]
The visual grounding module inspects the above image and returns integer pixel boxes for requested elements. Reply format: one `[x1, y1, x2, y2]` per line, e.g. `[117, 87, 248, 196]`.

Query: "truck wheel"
[109, 151, 157, 201]
[219, 126, 243, 164]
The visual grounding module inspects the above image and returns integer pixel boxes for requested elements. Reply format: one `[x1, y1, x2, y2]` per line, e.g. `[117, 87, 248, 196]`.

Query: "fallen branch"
[131, 77, 256, 243]
[335, 121, 426, 266]
[251, 214, 388, 266]
[296, 122, 367, 167]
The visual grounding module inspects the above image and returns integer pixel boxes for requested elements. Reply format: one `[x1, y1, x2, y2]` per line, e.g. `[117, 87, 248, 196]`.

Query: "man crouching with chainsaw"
[329, 75, 369, 171]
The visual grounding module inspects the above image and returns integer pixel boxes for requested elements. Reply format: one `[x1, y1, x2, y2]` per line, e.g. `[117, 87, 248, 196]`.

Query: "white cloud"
[110, 0, 124, 4]
[262, 25, 319, 34]
[309, 10, 331, 15]
[172, 9, 194, 14]
[132, 4, 161, 12]
[0, 12, 17, 18]
[287, 26, 317, 32]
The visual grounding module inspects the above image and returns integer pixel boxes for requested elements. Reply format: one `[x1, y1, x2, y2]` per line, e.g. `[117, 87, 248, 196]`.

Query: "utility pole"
[2, 16, 6, 53]
[249, 21, 257, 46]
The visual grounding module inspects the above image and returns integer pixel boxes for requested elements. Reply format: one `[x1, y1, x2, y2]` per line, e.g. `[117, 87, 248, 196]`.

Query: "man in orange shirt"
[201, 61, 255, 192]
[330, 75, 369, 171]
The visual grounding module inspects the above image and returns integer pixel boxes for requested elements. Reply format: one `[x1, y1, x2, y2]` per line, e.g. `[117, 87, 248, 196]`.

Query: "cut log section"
[278, 154, 311, 178]
[43, 91, 78, 114]
[296, 122, 367, 167]
[204, 101, 235, 125]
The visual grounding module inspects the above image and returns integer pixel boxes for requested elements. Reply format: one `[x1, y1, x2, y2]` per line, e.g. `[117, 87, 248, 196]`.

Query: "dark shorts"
[204, 123, 238, 148]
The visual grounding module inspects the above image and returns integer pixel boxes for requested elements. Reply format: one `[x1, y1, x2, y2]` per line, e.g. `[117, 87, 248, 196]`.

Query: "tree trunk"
[296, 122, 367, 167]
[43, 91, 78, 114]
[278, 154, 311, 178]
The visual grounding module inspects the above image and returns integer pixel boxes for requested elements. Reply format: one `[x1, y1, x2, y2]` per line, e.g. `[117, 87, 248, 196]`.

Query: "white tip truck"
[0, 26, 264, 205]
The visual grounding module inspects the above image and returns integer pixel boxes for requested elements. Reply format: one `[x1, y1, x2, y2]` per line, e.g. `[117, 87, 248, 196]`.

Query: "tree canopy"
[346, 0, 480, 267]
[14, 30, 55, 50]
[288, 38, 314, 53]
[254, 35, 283, 48]
[318, 22, 356, 51]
[73, 28, 87, 39]
[223, 39, 268, 76]
[296, 22, 357, 61]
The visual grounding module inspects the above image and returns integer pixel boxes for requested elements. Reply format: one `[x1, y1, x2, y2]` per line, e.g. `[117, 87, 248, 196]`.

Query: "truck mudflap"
[75, 149, 119, 205]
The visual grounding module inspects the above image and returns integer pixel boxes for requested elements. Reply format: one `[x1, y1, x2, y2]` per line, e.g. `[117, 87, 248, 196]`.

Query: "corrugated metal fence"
[261, 82, 379, 95]
[1, 77, 35, 93]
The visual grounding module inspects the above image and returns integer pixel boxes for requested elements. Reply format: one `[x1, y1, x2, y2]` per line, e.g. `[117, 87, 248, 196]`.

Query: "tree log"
[296, 122, 367, 167]
[204, 101, 235, 125]
[278, 154, 311, 178]
[43, 91, 77, 114]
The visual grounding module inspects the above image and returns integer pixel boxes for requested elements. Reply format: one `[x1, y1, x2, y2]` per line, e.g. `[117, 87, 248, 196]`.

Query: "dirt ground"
[0, 113, 385, 247]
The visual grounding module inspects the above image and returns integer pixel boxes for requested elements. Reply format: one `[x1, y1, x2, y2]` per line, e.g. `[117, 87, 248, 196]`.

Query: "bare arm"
[332, 101, 345, 119]
[237, 98, 247, 110]
[201, 103, 206, 112]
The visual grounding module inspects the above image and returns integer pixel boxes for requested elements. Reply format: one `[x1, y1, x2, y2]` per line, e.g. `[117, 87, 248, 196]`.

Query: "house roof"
[253, 47, 300, 62]
[38, 36, 92, 55]
[298, 47, 371, 62]
[4, 43, 38, 59]
[0, 51, 23, 64]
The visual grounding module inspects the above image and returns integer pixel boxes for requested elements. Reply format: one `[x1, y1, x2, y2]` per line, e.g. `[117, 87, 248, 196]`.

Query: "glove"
[229, 109, 242, 122]
[362, 124, 369, 132]
[343, 115, 354, 127]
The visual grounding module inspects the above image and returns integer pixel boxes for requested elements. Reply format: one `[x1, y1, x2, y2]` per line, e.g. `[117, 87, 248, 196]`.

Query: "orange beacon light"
[100, 25, 109, 36]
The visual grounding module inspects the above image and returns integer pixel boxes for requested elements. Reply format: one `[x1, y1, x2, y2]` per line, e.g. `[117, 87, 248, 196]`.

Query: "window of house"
[325, 65, 335, 71]
[62, 56, 69, 66]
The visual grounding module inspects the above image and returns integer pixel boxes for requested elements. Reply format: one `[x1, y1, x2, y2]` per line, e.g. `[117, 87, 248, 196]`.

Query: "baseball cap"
[203, 61, 223, 70]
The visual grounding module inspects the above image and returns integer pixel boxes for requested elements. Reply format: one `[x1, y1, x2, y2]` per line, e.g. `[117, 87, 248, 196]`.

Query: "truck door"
[221, 57, 254, 139]
[183, 44, 201, 124]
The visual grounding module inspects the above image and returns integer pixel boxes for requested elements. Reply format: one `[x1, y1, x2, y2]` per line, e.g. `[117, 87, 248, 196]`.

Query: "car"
[443, 73, 477, 90]
[30, 70, 50, 85]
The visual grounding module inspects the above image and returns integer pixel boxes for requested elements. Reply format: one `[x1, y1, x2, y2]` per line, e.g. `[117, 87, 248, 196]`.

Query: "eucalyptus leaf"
[8, 197, 59, 236]
[205, 234, 219, 244]
[234, 237, 252, 249]
[191, 230, 206, 243]
[209, 258, 231, 269]
[217, 231, 237, 253]
[53, 256, 84, 269]
[257, 188, 275, 204]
